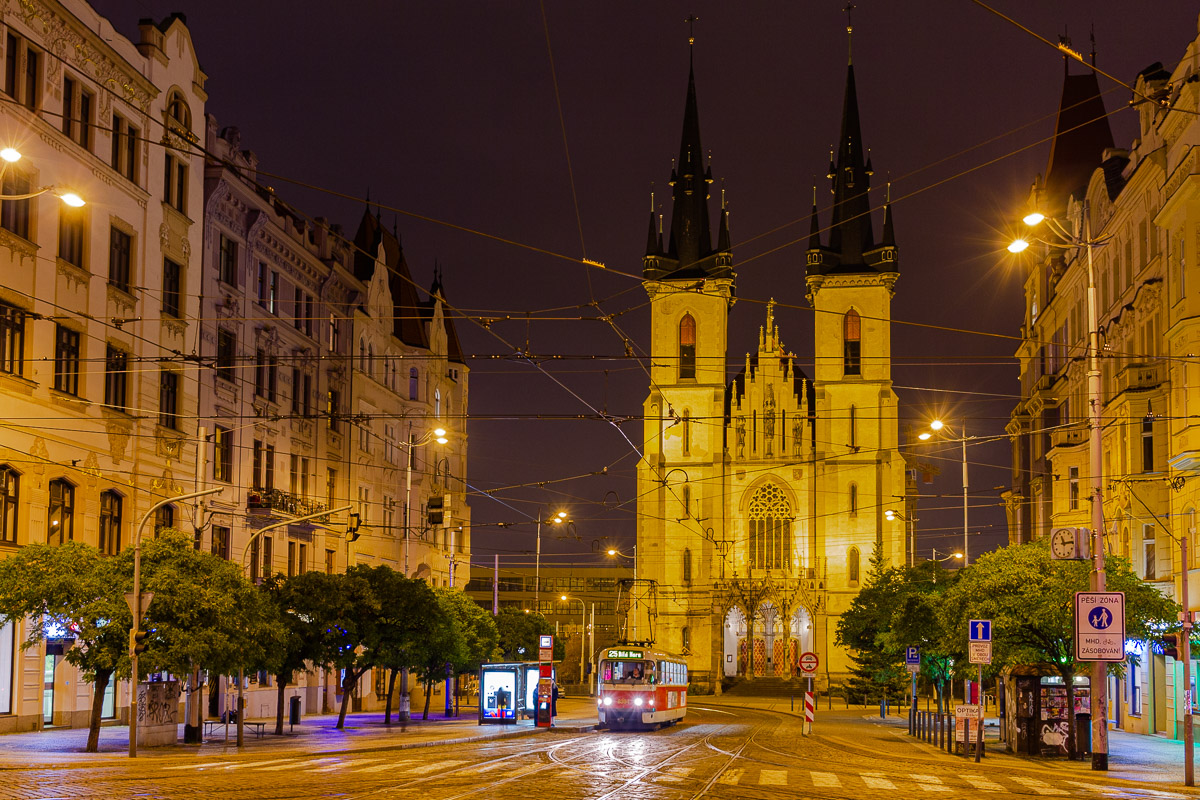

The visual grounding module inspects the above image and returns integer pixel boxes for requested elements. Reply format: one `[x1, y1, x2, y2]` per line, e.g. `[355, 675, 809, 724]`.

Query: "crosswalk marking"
[1010, 776, 1067, 795]
[353, 761, 407, 774]
[657, 766, 694, 782]
[909, 773, 950, 792]
[223, 758, 298, 770]
[960, 774, 1004, 791]
[861, 772, 897, 790]
[460, 760, 509, 775]
[759, 769, 787, 785]
[716, 768, 743, 785]
[402, 759, 466, 775]
[162, 761, 238, 771]
[811, 771, 841, 787]
[256, 758, 338, 772]
[310, 758, 384, 773]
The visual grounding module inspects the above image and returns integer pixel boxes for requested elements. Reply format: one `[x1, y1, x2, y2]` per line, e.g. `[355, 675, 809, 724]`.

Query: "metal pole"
[962, 431, 969, 566]
[578, 600, 585, 686]
[493, 554, 499, 616]
[976, 664, 983, 762]
[1083, 201, 1109, 772]
[589, 602, 595, 695]
[401, 443, 412, 722]
[1183, 522, 1194, 786]
[129, 487, 222, 758]
[535, 515, 541, 614]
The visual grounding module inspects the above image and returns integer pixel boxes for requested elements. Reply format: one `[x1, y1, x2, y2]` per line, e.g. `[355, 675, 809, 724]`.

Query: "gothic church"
[635, 41, 906, 690]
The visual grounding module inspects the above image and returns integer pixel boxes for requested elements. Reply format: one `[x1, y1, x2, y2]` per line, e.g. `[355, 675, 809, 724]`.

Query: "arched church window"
[849, 405, 857, 450]
[679, 315, 696, 380]
[681, 409, 691, 455]
[849, 483, 858, 517]
[848, 546, 860, 586]
[435, 388, 441, 419]
[844, 310, 861, 376]
[683, 548, 692, 584]
[748, 483, 792, 571]
[681, 484, 691, 519]
[409, 367, 419, 400]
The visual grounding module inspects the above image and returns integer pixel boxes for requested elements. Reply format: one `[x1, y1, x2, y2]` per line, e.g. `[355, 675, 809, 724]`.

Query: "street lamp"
[918, 419, 974, 566]
[1011, 202, 1111, 772]
[885, 509, 916, 568]
[606, 545, 638, 639]
[128, 487, 223, 758]
[930, 548, 964, 563]
[561, 594, 586, 685]
[535, 509, 568, 613]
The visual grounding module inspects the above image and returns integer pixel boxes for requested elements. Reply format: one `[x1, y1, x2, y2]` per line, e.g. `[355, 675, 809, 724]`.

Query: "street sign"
[955, 703, 983, 719]
[799, 651, 819, 674]
[969, 641, 992, 664]
[538, 634, 554, 663]
[124, 591, 154, 622]
[905, 646, 920, 673]
[968, 619, 991, 642]
[955, 704, 983, 743]
[1075, 591, 1126, 661]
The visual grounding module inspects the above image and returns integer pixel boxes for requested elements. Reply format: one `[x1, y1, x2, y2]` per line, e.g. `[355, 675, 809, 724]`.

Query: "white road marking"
[256, 758, 339, 772]
[310, 758, 384, 773]
[690, 706, 737, 715]
[1062, 782, 1186, 799]
[460, 760, 509, 775]
[161, 761, 238, 771]
[909, 773, 950, 792]
[352, 761, 408, 773]
[861, 772, 897, 790]
[812, 771, 841, 787]
[223, 758, 299, 770]
[402, 759, 466, 775]
[1010, 776, 1068, 795]
[657, 766, 694, 782]
[759, 769, 787, 785]
[716, 768, 743, 785]
[960, 774, 1004, 791]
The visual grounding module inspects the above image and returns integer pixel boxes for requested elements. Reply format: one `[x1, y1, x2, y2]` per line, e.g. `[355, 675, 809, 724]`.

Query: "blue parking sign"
[905, 646, 920, 665]
[969, 620, 991, 642]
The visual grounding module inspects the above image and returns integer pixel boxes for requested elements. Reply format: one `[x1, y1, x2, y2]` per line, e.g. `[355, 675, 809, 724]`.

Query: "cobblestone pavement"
[2, 705, 1197, 799]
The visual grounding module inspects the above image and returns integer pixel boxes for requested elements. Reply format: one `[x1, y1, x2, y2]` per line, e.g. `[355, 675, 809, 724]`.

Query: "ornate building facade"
[636, 45, 906, 690]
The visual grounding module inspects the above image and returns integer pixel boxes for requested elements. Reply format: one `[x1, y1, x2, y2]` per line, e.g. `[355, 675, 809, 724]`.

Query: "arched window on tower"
[683, 548, 692, 584]
[849, 405, 857, 450]
[435, 388, 441, 418]
[748, 483, 793, 572]
[844, 310, 861, 376]
[409, 367, 419, 400]
[848, 546, 860, 586]
[681, 409, 691, 455]
[849, 483, 858, 517]
[679, 314, 696, 380]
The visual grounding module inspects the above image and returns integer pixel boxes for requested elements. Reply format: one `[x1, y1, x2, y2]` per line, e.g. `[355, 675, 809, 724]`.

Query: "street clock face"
[1051, 528, 1077, 559]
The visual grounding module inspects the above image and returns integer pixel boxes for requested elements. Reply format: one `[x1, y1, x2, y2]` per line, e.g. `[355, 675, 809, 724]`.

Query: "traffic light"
[347, 512, 362, 543]
[427, 496, 444, 527]
[133, 628, 150, 656]
[1162, 633, 1179, 660]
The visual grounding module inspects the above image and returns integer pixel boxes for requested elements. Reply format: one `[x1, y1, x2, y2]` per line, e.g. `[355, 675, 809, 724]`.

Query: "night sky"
[94, 1, 1200, 570]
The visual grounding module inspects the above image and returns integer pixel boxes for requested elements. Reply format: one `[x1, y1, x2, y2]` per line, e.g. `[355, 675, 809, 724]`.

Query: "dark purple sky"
[95, 1, 1199, 566]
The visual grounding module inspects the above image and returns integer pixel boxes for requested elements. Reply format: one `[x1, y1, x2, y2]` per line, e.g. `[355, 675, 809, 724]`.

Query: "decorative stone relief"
[81, 452, 100, 485]
[29, 438, 48, 486]
[105, 419, 130, 465]
[159, 222, 170, 252]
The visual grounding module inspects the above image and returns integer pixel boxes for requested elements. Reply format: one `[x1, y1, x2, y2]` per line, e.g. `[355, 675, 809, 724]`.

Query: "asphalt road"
[4, 707, 1194, 799]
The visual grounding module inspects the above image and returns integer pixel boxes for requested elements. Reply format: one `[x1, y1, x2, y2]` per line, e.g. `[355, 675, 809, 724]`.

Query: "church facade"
[635, 49, 907, 691]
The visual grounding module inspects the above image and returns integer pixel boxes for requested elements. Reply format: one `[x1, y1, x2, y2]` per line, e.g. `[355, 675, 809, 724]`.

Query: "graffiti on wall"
[138, 681, 181, 726]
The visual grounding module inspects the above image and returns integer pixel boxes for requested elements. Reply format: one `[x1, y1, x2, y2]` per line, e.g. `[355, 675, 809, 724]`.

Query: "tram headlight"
[634, 697, 643, 706]
[603, 696, 613, 706]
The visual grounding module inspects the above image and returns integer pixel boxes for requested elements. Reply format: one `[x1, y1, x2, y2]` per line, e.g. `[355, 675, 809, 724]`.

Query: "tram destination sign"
[1074, 591, 1125, 662]
[608, 649, 643, 660]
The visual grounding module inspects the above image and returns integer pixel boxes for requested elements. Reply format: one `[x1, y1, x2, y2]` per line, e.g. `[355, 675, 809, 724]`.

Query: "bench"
[204, 719, 268, 738]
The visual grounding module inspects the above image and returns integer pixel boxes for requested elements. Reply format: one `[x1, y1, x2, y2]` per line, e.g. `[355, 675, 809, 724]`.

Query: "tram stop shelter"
[479, 662, 558, 725]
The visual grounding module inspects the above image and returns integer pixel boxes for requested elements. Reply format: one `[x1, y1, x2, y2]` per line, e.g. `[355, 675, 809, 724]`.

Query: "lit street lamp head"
[0, 147, 20, 163]
[1008, 238, 1030, 253]
[1022, 212, 1045, 226]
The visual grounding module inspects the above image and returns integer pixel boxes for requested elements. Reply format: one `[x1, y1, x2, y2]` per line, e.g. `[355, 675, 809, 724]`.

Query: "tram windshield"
[601, 659, 654, 684]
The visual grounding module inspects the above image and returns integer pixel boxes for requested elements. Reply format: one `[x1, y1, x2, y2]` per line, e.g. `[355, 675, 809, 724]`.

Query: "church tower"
[636, 42, 733, 681]
[805, 38, 905, 676]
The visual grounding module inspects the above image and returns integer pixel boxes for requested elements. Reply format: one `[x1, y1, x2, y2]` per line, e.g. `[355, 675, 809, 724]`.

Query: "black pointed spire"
[808, 186, 822, 250]
[881, 186, 895, 248]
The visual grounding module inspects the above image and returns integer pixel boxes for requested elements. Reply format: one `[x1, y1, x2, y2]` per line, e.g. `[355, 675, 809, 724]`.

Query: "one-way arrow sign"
[969, 619, 991, 642]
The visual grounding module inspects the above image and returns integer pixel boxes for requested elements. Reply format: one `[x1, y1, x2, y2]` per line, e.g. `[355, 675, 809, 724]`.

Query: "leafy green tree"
[0, 542, 128, 752]
[439, 590, 499, 714]
[495, 607, 563, 661]
[259, 572, 334, 735]
[316, 567, 379, 729]
[879, 560, 959, 712]
[357, 565, 441, 724]
[938, 540, 1176, 759]
[836, 543, 908, 704]
[415, 587, 466, 719]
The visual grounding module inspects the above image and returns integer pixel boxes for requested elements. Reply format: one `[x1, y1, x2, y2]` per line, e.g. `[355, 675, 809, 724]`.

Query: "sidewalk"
[0, 698, 599, 767]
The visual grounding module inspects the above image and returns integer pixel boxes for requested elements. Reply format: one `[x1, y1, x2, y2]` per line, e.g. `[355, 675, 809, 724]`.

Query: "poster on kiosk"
[536, 634, 554, 728]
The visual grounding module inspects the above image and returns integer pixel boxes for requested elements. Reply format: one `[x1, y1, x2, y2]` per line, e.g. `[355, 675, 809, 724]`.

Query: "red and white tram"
[596, 646, 688, 730]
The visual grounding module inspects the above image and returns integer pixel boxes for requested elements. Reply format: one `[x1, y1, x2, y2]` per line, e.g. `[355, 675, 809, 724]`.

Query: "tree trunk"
[336, 668, 362, 730]
[85, 669, 111, 753]
[1064, 670, 1078, 761]
[422, 676, 432, 720]
[273, 675, 289, 736]
[384, 668, 398, 725]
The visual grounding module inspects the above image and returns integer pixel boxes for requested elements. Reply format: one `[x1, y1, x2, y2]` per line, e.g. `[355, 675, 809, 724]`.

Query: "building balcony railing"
[1049, 424, 1087, 450]
[1117, 361, 1165, 394]
[246, 488, 328, 520]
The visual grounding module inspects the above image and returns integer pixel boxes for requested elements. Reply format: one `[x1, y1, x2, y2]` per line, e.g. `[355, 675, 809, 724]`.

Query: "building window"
[679, 314, 696, 380]
[252, 439, 275, 490]
[409, 367, 419, 400]
[166, 90, 191, 132]
[255, 348, 277, 403]
[683, 548, 692, 584]
[104, 346, 128, 410]
[1130, 656, 1142, 715]
[849, 405, 857, 450]
[263, 536, 273, 579]
[213, 426, 233, 482]
[1142, 410, 1154, 472]
[0, 168, 30, 239]
[154, 504, 174, 535]
[434, 387, 441, 418]
[681, 409, 691, 455]
[328, 313, 340, 352]
[849, 483, 858, 517]
[1143, 524, 1156, 580]
[47, 479, 74, 545]
[162, 258, 182, 319]
[0, 302, 25, 376]
[110, 114, 138, 182]
[61, 74, 93, 150]
[293, 289, 313, 336]
[288, 540, 297, 577]
[327, 389, 340, 432]
[848, 546, 860, 585]
[218, 234, 238, 286]
[211, 525, 230, 560]
[1068, 466, 1080, 510]
[58, 206, 85, 268]
[98, 490, 122, 555]
[0, 466, 18, 544]
[249, 537, 260, 583]
[325, 549, 335, 575]
[4, 33, 39, 109]
[257, 263, 277, 313]
[216, 329, 236, 383]
[53, 325, 80, 396]
[748, 483, 792, 571]
[327, 468, 337, 508]
[108, 227, 132, 293]
[844, 310, 861, 375]
[158, 370, 179, 429]
[163, 152, 187, 213]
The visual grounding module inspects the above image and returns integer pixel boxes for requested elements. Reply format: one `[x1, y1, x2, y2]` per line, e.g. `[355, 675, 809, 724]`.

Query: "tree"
[259, 572, 333, 735]
[836, 543, 908, 704]
[0, 542, 129, 752]
[316, 567, 379, 729]
[439, 590, 499, 714]
[358, 565, 441, 724]
[414, 588, 465, 720]
[495, 607, 561, 661]
[878, 560, 959, 712]
[938, 540, 1176, 759]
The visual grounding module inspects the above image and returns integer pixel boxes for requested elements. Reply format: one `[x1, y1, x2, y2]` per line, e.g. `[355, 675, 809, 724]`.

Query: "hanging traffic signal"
[133, 628, 150, 656]
[1162, 633, 1179, 660]
[427, 495, 444, 527]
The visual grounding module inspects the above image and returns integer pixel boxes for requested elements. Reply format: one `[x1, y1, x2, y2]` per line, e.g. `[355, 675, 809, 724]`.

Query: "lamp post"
[607, 546, 637, 639]
[561, 594, 586, 685]
[930, 548, 963, 563]
[1011, 202, 1110, 771]
[128, 487, 223, 758]
[885, 509, 915, 568]
[535, 509, 568, 614]
[918, 420, 973, 566]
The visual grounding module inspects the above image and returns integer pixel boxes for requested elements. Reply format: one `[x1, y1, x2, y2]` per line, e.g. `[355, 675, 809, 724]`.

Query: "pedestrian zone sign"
[1074, 591, 1125, 662]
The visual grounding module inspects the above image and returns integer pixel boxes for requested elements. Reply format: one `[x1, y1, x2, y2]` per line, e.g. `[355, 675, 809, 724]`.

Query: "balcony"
[246, 488, 328, 520]
[1117, 361, 1165, 394]
[1049, 424, 1087, 450]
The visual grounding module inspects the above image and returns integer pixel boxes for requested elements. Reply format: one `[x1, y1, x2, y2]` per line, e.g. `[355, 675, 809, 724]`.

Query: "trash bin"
[289, 695, 301, 727]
